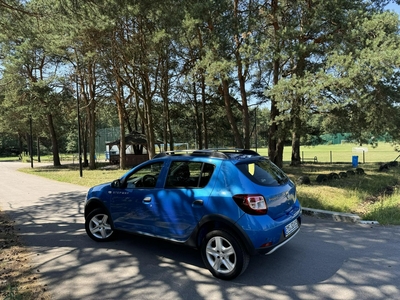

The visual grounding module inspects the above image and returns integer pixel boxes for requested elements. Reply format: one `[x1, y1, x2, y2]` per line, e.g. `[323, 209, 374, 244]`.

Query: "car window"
[236, 159, 288, 186]
[165, 162, 215, 188]
[199, 163, 214, 187]
[125, 162, 164, 188]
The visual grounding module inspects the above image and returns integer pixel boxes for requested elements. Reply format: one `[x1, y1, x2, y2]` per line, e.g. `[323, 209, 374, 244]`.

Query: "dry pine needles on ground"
[0, 210, 51, 300]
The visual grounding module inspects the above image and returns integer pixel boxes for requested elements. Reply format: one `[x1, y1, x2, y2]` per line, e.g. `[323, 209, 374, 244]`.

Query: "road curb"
[302, 207, 380, 224]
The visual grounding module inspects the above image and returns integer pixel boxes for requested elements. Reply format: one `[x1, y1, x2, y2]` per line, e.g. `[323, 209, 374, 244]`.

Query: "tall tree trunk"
[18, 134, 24, 158]
[268, 58, 281, 166]
[291, 96, 302, 166]
[134, 87, 156, 159]
[115, 77, 126, 169]
[161, 58, 171, 152]
[268, 100, 279, 164]
[201, 74, 208, 149]
[162, 94, 169, 152]
[78, 72, 89, 168]
[237, 60, 250, 148]
[291, 132, 301, 166]
[276, 137, 284, 167]
[47, 113, 61, 166]
[84, 63, 97, 170]
[82, 118, 88, 167]
[87, 107, 96, 169]
[144, 96, 156, 159]
[118, 116, 126, 170]
[36, 136, 41, 163]
[268, 0, 284, 167]
[168, 120, 174, 151]
[193, 81, 202, 149]
[197, 27, 208, 149]
[222, 79, 243, 148]
[234, 0, 250, 148]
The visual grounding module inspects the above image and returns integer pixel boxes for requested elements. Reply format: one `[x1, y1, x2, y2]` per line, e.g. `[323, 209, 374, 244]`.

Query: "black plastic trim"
[84, 198, 111, 219]
[153, 149, 260, 160]
[185, 214, 257, 255]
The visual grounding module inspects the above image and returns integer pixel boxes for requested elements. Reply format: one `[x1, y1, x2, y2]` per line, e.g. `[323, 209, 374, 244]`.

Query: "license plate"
[284, 219, 298, 237]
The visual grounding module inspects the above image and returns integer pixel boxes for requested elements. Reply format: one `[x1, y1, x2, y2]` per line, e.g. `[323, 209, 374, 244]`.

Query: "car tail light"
[233, 194, 268, 215]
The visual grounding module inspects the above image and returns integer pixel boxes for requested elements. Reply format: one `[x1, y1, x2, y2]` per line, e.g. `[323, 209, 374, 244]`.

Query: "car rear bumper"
[258, 223, 300, 255]
[236, 205, 302, 255]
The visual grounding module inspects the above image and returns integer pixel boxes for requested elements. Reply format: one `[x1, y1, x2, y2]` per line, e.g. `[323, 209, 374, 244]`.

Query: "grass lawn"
[9, 143, 400, 225]
[283, 163, 400, 225]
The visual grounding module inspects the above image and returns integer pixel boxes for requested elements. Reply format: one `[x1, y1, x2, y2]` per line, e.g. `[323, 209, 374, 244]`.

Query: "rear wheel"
[200, 230, 249, 280]
[85, 208, 115, 242]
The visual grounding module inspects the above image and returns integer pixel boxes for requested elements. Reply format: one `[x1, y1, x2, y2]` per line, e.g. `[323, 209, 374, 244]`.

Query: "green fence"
[255, 144, 399, 164]
[288, 150, 399, 164]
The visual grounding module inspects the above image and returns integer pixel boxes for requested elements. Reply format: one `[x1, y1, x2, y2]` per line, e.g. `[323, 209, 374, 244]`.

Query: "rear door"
[149, 160, 216, 241]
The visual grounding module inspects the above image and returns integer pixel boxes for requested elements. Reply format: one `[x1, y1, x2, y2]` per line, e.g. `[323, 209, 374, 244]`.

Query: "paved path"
[1, 161, 400, 300]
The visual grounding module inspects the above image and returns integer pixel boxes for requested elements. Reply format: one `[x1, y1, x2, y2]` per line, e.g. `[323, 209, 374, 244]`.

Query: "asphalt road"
[1, 161, 399, 300]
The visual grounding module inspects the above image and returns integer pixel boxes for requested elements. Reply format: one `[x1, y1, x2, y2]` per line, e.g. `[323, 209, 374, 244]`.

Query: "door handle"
[143, 197, 151, 203]
[192, 199, 203, 207]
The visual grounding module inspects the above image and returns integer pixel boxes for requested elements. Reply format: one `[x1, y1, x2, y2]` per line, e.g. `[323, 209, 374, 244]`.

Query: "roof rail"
[153, 148, 260, 159]
[153, 149, 200, 159]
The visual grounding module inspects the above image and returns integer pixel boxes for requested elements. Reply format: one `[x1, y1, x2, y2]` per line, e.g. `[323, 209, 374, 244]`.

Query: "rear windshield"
[236, 159, 288, 186]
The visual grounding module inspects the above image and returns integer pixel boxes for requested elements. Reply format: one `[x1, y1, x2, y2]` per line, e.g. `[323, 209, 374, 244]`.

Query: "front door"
[110, 161, 165, 235]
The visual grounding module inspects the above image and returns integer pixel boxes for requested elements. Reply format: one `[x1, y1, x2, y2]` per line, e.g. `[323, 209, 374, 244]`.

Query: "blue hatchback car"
[84, 149, 301, 280]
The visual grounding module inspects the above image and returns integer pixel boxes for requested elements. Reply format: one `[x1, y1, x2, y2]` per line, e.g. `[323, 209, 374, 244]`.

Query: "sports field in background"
[3, 142, 399, 166]
[255, 142, 399, 165]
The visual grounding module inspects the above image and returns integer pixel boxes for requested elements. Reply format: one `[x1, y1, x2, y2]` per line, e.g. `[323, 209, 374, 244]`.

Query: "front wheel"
[200, 230, 249, 280]
[85, 208, 115, 242]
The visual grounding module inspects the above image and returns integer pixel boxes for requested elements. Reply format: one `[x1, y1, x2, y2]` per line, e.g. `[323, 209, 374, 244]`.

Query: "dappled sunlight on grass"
[362, 194, 400, 225]
[297, 185, 361, 213]
[285, 162, 400, 224]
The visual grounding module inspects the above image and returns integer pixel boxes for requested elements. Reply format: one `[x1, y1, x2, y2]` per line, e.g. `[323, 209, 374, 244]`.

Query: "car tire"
[200, 230, 249, 280]
[356, 167, 365, 175]
[316, 174, 328, 183]
[328, 172, 339, 180]
[85, 208, 115, 242]
[297, 175, 311, 185]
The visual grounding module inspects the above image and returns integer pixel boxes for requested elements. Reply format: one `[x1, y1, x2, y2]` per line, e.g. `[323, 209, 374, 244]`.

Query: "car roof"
[153, 149, 263, 162]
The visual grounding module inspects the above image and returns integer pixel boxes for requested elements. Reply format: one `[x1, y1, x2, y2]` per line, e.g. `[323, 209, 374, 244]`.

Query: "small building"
[105, 131, 162, 166]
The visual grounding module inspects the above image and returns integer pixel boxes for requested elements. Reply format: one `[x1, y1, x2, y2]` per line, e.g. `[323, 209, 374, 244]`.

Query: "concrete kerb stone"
[302, 207, 379, 225]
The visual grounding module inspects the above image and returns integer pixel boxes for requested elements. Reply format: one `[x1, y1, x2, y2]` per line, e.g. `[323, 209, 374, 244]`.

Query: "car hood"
[87, 182, 112, 199]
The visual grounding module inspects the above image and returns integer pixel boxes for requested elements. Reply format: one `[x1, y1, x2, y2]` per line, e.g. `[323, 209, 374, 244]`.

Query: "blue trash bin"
[352, 155, 358, 168]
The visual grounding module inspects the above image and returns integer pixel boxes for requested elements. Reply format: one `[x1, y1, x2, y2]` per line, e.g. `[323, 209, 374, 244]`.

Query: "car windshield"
[236, 159, 288, 186]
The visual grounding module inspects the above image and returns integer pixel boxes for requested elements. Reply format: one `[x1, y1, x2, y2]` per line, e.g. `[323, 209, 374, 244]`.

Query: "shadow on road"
[6, 189, 399, 300]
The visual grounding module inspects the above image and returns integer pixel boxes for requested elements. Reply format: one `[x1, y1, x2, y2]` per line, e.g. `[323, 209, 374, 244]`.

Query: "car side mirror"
[111, 179, 122, 188]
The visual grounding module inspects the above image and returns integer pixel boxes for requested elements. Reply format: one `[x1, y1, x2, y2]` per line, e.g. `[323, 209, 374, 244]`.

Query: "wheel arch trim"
[187, 214, 256, 255]
[84, 198, 111, 219]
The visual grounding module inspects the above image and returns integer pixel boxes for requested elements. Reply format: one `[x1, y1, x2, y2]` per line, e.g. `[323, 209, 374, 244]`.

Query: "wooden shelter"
[106, 131, 162, 166]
